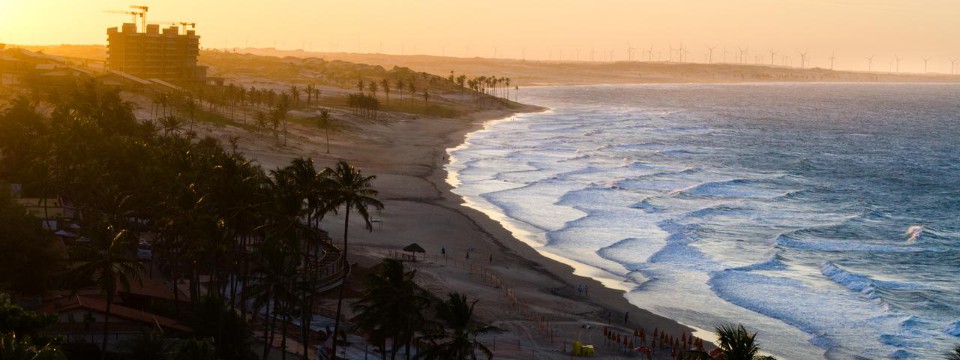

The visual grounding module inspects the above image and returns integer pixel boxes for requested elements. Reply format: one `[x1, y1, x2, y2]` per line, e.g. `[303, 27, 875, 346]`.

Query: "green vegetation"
[0, 295, 63, 360]
[349, 259, 494, 360]
[352, 259, 430, 359]
[194, 50, 519, 125]
[0, 80, 383, 359]
[0, 188, 62, 295]
[417, 292, 497, 360]
[690, 323, 776, 360]
[69, 224, 145, 360]
[0, 332, 65, 360]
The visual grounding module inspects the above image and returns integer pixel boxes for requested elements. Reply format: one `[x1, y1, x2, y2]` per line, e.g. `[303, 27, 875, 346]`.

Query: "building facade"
[106, 23, 206, 84]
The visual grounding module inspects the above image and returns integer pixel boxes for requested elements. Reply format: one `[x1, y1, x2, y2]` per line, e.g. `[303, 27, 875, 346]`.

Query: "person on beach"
[577, 285, 583, 296]
[441, 246, 446, 258]
[489, 254, 493, 264]
[584, 284, 588, 296]
[624, 312, 629, 324]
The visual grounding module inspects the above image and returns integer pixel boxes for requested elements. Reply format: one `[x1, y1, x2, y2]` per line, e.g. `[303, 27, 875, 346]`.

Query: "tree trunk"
[262, 297, 274, 360]
[281, 302, 288, 360]
[331, 203, 351, 360]
[101, 292, 113, 360]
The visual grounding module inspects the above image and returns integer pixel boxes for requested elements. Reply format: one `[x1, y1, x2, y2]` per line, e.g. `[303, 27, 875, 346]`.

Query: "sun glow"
[1, 0, 959, 73]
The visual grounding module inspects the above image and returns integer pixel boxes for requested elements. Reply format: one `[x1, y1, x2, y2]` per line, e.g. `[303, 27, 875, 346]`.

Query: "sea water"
[446, 83, 960, 359]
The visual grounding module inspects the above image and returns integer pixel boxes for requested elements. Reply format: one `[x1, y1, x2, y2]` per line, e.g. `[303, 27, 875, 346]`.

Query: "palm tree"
[245, 241, 299, 360]
[352, 259, 429, 360]
[947, 344, 960, 360]
[381, 79, 390, 104]
[715, 324, 762, 360]
[315, 109, 335, 154]
[70, 222, 145, 359]
[396, 80, 404, 102]
[323, 160, 383, 360]
[417, 293, 495, 360]
[159, 115, 184, 135]
[290, 85, 300, 107]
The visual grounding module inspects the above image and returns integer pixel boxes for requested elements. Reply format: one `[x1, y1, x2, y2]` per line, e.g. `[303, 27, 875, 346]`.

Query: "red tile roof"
[37, 296, 192, 333]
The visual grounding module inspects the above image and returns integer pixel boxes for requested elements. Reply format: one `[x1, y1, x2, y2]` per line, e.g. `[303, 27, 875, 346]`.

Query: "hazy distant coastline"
[19, 44, 960, 87]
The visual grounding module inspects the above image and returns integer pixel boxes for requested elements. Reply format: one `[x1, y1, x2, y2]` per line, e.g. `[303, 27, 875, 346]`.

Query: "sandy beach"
[183, 100, 705, 359]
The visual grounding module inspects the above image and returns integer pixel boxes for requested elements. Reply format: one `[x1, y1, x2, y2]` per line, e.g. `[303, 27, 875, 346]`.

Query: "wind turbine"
[706, 46, 716, 64]
[738, 47, 749, 64]
[922, 57, 930, 73]
[830, 51, 836, 70]
[722, 47, 728, 63]
[894, 55, 901, 73]
[866, 55, 874, 72]
[799, 51, 808, 69]
[951, 58, 958, 75]
[769, 50, 778, 66]
[627, 43, 635, 62]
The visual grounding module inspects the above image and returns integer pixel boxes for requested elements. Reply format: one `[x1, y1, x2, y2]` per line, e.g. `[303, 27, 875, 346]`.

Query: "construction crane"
[152, 20, 197, 35]
[104, 5, 148, 32]
[129, 5, 149, 31]
[105, 10, 144, 30]
[178, 22, 196, 34]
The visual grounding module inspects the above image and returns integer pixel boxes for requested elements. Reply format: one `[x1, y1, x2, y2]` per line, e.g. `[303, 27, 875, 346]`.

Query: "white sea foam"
[446, 83, 960, 359]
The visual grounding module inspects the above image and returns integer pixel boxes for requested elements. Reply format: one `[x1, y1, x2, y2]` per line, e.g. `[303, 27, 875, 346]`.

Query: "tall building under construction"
[106, 23, 206, 84]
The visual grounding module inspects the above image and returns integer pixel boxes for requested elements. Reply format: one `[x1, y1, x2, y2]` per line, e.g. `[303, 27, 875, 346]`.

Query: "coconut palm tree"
[715, 324, 761, 360]
[381, 79, 391, 104]
[323, 160, 383, 360]
[368, 81, 379, 98]
[315, 109, 335, 154]
[352, 259, 430, 360]
[417, 293, 495, 360]
[70, 221, 145, 359]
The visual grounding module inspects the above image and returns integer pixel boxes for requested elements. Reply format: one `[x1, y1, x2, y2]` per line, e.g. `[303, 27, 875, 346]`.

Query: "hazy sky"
[2, 0, 958, 73]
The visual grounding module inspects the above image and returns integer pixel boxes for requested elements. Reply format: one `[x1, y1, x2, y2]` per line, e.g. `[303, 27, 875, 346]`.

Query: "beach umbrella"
[403, 243, 426, 261]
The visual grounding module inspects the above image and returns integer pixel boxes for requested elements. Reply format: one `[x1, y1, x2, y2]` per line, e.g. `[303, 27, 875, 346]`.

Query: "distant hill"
[16, 44, 960, 86]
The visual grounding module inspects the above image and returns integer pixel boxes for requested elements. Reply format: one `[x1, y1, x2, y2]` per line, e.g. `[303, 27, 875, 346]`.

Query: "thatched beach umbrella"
[403, 243, 426, 261]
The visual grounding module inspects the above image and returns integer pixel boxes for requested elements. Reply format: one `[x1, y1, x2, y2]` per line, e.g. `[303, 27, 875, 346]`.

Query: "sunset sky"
[1, 0, 958, 73]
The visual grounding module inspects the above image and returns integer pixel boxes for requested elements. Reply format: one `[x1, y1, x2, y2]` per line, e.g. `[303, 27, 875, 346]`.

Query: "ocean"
[446, 83, 960, 359]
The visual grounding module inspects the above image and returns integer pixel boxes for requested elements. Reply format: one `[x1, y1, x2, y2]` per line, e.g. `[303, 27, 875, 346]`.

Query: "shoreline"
[286, 103, 706, 358]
